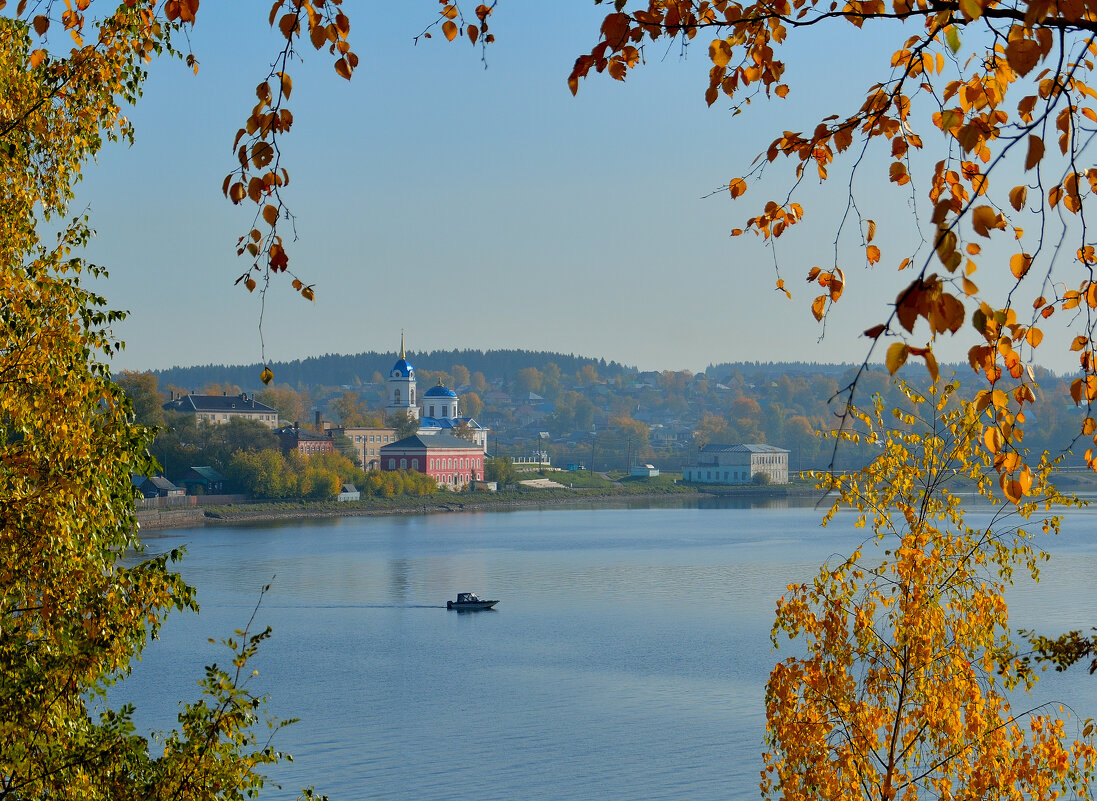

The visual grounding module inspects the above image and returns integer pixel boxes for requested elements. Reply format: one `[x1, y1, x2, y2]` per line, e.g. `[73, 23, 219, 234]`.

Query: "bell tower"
[385, 332, 419, 421]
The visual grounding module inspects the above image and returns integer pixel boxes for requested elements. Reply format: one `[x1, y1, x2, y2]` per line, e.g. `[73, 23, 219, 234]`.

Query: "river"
[116, 497, 1097, 800]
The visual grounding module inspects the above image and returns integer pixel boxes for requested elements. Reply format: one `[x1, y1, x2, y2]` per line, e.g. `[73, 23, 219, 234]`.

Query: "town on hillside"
[123, 340, 1086, 504]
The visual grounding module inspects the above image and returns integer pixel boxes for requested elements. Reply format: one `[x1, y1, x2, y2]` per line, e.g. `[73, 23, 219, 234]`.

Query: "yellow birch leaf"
[1025, 135, 1045, 170]
[1009, 185, 1027, 211]
[984, 424, 1004, 453]
[1010, 253, 1031, 279]
[886, 342, 909, 374]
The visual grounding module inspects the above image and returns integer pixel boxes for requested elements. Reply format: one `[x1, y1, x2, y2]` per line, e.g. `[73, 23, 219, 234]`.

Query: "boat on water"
[447, 592, 498, 611]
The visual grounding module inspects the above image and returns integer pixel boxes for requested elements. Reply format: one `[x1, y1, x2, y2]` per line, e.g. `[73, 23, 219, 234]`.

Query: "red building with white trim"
[380, 432, 484, 490]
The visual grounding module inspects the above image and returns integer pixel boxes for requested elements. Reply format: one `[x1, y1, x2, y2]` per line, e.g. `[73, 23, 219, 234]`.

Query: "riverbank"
[137, 480, 820, 530]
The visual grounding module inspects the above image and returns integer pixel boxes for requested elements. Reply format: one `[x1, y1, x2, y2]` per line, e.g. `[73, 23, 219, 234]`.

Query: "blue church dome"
[390, 333, 414, 378]
[424, 383, 457, 398]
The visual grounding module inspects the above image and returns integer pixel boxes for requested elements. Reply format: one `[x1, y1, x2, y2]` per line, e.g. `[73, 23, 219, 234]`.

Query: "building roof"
[163, 393, 276, 415]
[423, 383, 458, 398]
[382, 432, 483, 451]
[138, 475, 181, 491]
[418, 416, 489, 435]
[701, 442, 790, 454]
[274, 425, 333, 442]
[182, 466, 226, 482]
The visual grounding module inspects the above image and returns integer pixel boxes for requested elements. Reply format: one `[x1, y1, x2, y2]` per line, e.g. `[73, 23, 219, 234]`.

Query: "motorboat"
[447, 592, 498, 611]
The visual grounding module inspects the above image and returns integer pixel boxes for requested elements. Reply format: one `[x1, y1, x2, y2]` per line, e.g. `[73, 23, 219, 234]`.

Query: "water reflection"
[118, 502, 1097, 801]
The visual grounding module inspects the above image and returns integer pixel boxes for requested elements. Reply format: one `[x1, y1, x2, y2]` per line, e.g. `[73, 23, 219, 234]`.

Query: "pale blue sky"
[57, 3, 1078, 376]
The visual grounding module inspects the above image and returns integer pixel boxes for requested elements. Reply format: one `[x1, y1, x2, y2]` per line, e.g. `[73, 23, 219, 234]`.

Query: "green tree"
[694, 411, 730, 449]
[116, 370, 166, 429]
[450, 363, 470, 388]
[330, 390, 379, 428]
[256, 385, 311, 426]
[516, 367, 543, 394]
[484, 456, 518, 487]
[387, 411, 420, 440]
[331, 431, 362, 467]
[197, 417, 280, 474]
[462, 391, 484, 420]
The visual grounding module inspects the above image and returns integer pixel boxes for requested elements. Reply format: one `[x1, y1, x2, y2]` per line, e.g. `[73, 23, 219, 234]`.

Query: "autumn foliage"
[0, 5, 335, 797]
[420, 0, 1097, 496]
[764, 383, 1097, 800]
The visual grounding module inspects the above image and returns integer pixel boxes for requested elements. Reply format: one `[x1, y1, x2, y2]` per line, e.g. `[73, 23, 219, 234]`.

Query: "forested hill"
[152, 349, 634, 391]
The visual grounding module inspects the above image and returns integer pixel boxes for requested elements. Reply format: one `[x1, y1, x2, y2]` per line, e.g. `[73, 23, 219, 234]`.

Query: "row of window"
[386, 456, 483, 472]
[429, 457, 481, 471]
[196, 412, 276, 423]
[353, 434, 395, 444]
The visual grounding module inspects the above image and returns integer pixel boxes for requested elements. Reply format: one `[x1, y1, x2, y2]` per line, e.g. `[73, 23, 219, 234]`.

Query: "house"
[337, 483, 360, 502]
[682, 443, 790, 485]
[162, 391, 279, 428]
[134, 475, 184, 498]
[274, 423, 336, 456]
[380, 432, 486, 490]
[630, 464, 660, 478]
[176, 466, 228, 495]
[334, 426, 398, 470]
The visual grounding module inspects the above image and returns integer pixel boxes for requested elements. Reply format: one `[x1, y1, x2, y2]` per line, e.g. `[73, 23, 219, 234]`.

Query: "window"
[400, 458, 407, 469]
[412, 458, 419, 470]
[394, 389, 401, 404]
[429, 405, 435, 417]
[388, 458, 396, 469]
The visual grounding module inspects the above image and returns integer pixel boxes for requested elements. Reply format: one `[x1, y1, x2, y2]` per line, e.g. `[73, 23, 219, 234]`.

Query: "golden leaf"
[442, 20, 458, 41]
[1009, 185, 1027, 211]
[811, 294, 826, 321]
[925, 349, 939, 383]
[886, 342, 909, 374]
[729, 178, 747, 199]
[1009, 253, 1031, 279]
[866, 219, 877, 242]
[958, 0, 983, 20]
[984, 424, 1004, 454]
[1005, 38, 1041, 76]
[260, 366, 275, 385]
[866, 245, 881, 264]
[971, 205, 1002, 238]
[1025, 135, 1044, 170]
[709, 39, 732, 68]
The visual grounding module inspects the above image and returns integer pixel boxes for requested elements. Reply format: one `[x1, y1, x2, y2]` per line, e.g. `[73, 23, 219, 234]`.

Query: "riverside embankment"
[137, 480, 820, 531]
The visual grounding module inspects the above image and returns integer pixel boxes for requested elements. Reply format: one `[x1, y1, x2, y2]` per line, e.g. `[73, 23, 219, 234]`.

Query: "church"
[384, 336, 490, 452]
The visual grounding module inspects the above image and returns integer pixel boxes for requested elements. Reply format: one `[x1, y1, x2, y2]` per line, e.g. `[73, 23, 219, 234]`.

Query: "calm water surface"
[119, 498, 1097, 800]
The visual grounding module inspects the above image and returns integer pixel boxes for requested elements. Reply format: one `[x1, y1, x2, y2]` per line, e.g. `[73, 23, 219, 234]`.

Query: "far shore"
[137, 482, 821, 532]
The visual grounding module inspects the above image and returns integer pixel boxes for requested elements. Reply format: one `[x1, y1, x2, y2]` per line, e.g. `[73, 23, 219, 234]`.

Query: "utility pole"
[590, 430, 596, 477]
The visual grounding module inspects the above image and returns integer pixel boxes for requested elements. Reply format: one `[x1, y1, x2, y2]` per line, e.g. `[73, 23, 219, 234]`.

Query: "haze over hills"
[150, 349, 879, 392]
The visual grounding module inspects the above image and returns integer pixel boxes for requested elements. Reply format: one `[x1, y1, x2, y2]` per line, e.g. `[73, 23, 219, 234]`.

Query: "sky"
[52, 2, 1082, 378]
